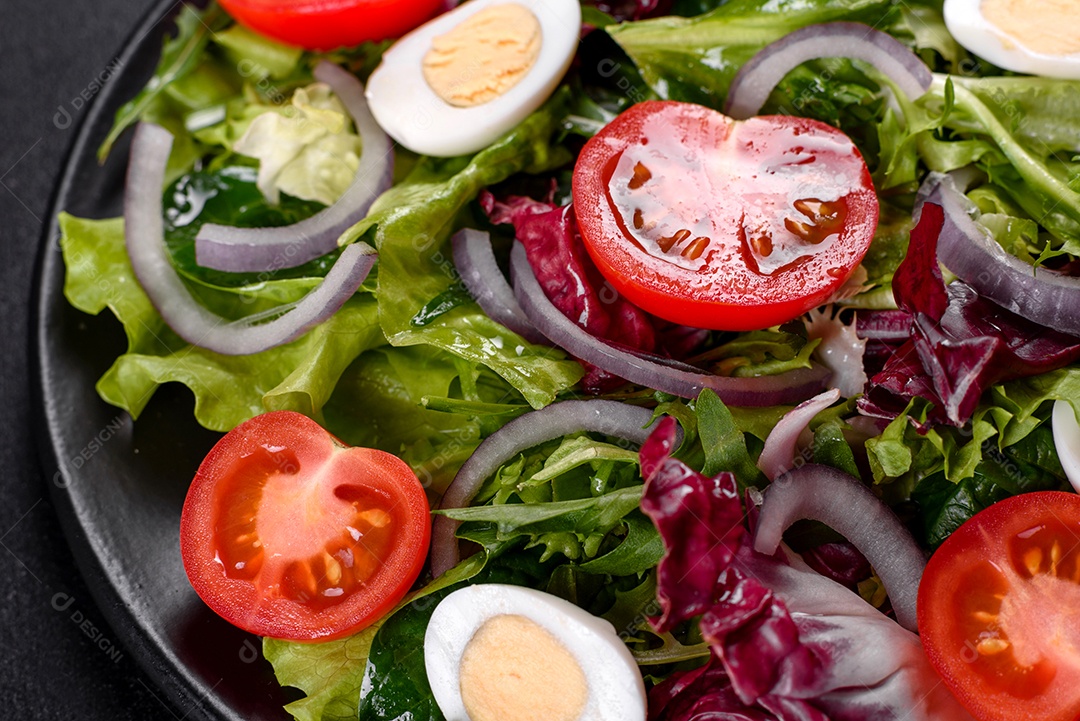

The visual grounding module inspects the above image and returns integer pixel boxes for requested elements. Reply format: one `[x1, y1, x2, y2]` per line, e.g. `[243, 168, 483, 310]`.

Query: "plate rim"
[30, 1, 253, 719]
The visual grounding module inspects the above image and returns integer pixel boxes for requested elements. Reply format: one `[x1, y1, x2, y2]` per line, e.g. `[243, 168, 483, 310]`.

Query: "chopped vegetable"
[218, 0, 444, 51]
[180, 411, 431, 641]
[572, 101, 879, 330]
[919, 491, 1080, 721]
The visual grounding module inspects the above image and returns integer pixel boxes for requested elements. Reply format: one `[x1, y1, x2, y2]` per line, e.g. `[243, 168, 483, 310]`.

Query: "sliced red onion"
[431, 399, 658, 576]
[724, 22, 933, 120]
[855, 310, 912, 343]
[753, 463, 925, 632]
[451, 228, 546, 344]
[194, 61, 393, 273]
[125, 123, 376, 356]
[510, 242, 831, 405]
[919, 172, 1080, 338]
[757, 388, 840, 480]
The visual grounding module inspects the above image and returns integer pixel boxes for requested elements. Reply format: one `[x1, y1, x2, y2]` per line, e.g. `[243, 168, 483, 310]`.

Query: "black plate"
[32, 1, 293, 719]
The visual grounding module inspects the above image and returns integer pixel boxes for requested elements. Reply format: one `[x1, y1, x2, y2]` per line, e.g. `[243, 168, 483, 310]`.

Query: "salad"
[57, 0, 1080, 719]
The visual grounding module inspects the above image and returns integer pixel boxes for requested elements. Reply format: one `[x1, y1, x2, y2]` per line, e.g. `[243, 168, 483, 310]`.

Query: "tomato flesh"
[918, 491, 1080, 721]
[181, 411, 430, 641]
[573, 101, 878, 331]
[218, 0, 445, 51]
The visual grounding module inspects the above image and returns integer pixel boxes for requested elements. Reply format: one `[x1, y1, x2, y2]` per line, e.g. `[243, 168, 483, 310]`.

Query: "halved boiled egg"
[1053, 399, 1080, 492]
[424, 584, 646, 721]
[944, 0, 1080, 78]
[365, 0, 581, 157]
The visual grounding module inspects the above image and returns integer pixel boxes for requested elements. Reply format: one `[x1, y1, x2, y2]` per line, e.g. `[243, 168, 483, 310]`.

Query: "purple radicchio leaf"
[639, 416, 745, 631]
[859, 203, 1080, 427]
[800, 541, 872, 591]
[584, 0, 673, 21]
[638, 421, 975, 721]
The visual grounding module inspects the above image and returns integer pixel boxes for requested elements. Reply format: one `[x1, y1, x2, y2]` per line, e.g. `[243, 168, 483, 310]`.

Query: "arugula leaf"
[695, 389, 765, 487]
[98, 3, 229, 162]
[439, 486, 644, 539]
[578, 512, 664, 576]
[163, 165, 334, 288]
[812, 420, 861, 478]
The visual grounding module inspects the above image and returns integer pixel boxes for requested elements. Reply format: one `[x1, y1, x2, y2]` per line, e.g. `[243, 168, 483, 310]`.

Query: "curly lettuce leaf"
[59, 212, 384, 431]
[339, 90, 583, 408]
[233, 83, 360, 206]
[607, 0, 897, 108]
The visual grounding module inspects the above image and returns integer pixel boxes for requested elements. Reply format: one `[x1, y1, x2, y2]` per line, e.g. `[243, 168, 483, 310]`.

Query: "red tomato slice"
[180, 411, 430, 641]
[918, 491, 1080, 721]
[572, 101, 878, 331]
[218, 0, 445, 50]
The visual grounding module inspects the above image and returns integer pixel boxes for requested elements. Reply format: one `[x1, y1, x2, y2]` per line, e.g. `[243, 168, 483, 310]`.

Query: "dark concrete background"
[1, 0, 170, 716]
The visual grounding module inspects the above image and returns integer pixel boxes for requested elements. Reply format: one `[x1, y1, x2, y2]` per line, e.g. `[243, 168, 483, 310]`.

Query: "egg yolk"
[422, 4, 542, 107]
[981, 0, 1080, 56]
[458, 613, 588, 721]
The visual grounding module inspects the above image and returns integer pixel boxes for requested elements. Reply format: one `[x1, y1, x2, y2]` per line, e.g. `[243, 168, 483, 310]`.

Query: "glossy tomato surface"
[180, 411, 430, 641]
[218, 0, 444, 50]
[918, 491, 1080, 721]
[573, 101, 878, 331]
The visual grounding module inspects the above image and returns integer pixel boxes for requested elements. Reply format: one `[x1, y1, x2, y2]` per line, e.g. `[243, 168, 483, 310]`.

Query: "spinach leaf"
[163, 165, 336, 287]
[913, 423, 1070, 547]
[695, 389, 764, 487]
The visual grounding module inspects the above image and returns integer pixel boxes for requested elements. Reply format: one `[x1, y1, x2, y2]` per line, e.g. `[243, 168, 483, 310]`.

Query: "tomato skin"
[218, 0, 445, 51]
[918, 491, 1080, 721]
[572, 101, 878, 331]
[180, 411, 430, 641]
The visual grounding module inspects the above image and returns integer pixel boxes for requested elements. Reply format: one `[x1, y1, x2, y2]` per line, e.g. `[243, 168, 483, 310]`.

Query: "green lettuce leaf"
[607, 0, 897, 109]
[59, 212, 384, 431]
[339, 90, 583, 409]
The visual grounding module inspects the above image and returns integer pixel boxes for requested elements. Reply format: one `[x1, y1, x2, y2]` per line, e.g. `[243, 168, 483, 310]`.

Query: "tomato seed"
[976, 638, 1010, 655]
[628, 162, 652, 190]
[1023, 547, 1043, 576]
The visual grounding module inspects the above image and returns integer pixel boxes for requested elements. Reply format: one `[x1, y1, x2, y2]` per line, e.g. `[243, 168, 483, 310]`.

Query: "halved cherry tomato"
[572, 101, 878, 331]
[180, 411, 430, 641]
[218, 0, 445, 51]
[918, 491, 1080, 721]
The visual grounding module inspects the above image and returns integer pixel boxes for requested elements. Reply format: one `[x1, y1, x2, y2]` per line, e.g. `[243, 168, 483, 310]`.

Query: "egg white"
[944, 0, 1080, 78]
[424, 584, 647, 721]
[365, 0, 581, 157]
[1053, 400, 1080, 492]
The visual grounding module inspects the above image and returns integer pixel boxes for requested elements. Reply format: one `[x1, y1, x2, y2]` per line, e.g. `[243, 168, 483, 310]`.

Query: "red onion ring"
[724, 22, 933, 120]
[919, 172, 1080, 338]
[510, 242, 831, 405]
[194, 61, 393, 273]
[753, 463, 926, 632]
[451, 228, 546, 344]
[431, 399, 659, 576]
[125, 123, 376, 356]
[855, 310, 912, 343]
[757, 388, 840, 480]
